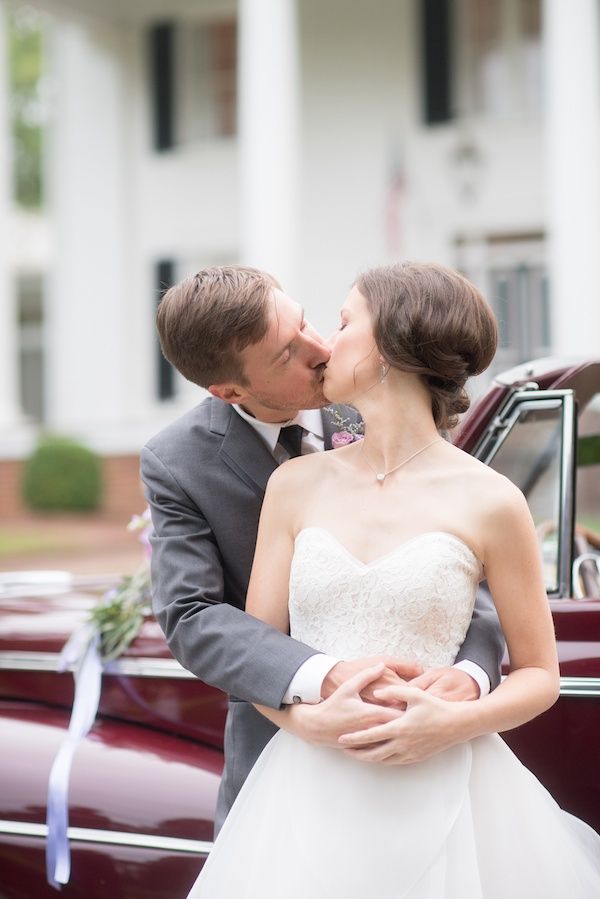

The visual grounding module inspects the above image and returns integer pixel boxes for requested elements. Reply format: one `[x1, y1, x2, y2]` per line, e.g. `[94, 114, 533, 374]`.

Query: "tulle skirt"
[187, 730, 600, 898]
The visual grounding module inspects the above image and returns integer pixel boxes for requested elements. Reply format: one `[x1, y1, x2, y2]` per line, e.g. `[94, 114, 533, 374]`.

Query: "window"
[155, 260, 175, 401]
[422, 0, 542, 124]
[149, 18, 237, 150]
[489, 264, 550, 364]
[492, 403, 562, 592]
[9, 5, 50, 208]
[456, 0, 542, 120]
[149, 23, 174, 151]
[17, 272, 44, 422]
[456, 236, 550, 373]
[422, 0, 453, 124]
[177, 19, 237, 142]
[460, 0, 506, 117]
[477, 395, 571, 594]
[153, 256, 238, 402]
[576, 394, 600, 545]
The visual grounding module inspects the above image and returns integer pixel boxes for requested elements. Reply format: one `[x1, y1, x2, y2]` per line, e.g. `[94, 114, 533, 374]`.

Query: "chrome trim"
[0, 651, 194, 679]
[559, 677, 600, 697]
[473, 389, 576, 597]
[494, 356, 589, 387]
[559, 392, 576, 597]
[474, 391, 568, 466]
[0, 572, 119, 597]
[2, 656, 599, 696]
[0, 820, 212, 855]
[572, 554, 600, 600]
[0, 651, 600, 696]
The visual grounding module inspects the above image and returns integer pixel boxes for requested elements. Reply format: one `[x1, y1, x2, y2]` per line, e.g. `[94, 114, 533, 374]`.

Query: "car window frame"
[472, 387, 576, 598]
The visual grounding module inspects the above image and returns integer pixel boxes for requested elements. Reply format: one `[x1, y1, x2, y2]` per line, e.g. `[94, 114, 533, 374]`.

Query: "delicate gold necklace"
[361, 437, 442, 484]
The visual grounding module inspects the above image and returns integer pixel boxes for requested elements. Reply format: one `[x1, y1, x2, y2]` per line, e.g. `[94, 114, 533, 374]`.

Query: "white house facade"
[1, 0, 600, 515]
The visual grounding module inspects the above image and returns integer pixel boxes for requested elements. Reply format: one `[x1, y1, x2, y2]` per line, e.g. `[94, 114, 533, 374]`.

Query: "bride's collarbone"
[295, 525, 483, 571]
[299, 504, 483, 563]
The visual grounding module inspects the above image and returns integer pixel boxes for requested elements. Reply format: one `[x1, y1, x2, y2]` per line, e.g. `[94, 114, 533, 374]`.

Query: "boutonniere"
[327, 405, 365, 448]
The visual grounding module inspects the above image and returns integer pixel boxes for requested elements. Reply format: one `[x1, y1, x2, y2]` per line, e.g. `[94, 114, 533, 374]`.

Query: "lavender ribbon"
[46, 626, 104, 889]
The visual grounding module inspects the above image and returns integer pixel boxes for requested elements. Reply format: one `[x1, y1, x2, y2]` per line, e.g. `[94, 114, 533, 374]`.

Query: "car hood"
[0, 588, 227, 750]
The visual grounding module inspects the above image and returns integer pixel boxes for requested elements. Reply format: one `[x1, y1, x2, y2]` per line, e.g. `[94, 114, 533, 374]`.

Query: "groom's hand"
[321, 657, 424, 704]
[408, 666, 480, 701]
[293, 665, 404, 748]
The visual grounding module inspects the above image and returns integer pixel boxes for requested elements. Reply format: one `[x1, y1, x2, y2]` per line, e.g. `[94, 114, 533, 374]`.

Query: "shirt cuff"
[453, 660, 490, 698]
[282, 654, 340, 705]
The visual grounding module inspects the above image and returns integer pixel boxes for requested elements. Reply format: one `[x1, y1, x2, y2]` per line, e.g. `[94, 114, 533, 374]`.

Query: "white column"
[238, 0, 300, 293]
[543, 0, 600, 355]
[45, 18, 129, 436]
[0, 1, 21, 431]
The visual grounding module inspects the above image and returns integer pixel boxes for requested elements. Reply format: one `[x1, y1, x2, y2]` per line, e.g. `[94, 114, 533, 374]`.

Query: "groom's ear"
[208, 383, 247, 404]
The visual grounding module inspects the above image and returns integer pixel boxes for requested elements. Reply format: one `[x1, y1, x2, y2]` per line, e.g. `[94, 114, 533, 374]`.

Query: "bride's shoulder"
[447, 448, 531, 542]
[445, 444, 526, 510]
[265, 451, 330, 496]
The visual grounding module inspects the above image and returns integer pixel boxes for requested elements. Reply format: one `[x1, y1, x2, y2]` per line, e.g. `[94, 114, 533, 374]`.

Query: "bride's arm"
[339, 482, 560, 762]
[458, 485, 559, 731]
[244, 460, 300, 632]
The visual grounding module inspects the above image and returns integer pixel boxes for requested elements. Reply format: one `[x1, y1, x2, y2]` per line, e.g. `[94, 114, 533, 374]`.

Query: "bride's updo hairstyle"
[356, 262, 498, 430]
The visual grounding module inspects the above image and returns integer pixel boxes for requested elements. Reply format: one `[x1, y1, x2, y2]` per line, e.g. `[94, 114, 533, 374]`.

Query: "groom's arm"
[409, 587, 504, 698]
[454, 584, 504, 690]
[141, 445, 421, 714]
[322, 588, 504, 704]
[141, 444, 320, 708]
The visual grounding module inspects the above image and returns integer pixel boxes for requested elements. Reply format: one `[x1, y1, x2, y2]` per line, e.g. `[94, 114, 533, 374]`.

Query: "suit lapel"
[210, 400, 277, 497]
[321, 406, 336, 451]
[209, 400, 362, 493]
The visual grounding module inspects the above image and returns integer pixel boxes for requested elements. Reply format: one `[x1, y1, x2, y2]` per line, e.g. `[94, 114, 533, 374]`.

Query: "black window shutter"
[422, 0, 453, 124]
[149, 22, 175, 151]
[156, 259, 175, 400]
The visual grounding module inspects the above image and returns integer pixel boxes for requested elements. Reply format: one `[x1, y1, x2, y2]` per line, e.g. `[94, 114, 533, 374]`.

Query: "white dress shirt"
[232, 404, 490, 702]
[232, 404, 325, 459]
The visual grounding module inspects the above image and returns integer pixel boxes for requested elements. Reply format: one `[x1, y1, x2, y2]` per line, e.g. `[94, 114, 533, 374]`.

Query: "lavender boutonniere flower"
[327, 405, 364, 448]
[331, 430, 355, 448]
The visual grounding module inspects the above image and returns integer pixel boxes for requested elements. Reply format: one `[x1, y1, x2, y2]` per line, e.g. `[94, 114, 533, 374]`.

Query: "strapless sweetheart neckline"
[294, 525, 483, 571]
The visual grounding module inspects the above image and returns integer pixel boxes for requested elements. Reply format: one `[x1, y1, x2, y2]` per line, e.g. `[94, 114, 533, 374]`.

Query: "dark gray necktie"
[278, 424, 304, 459]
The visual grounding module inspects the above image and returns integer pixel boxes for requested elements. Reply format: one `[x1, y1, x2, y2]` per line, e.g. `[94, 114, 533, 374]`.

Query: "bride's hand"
[289, 664, 404, 748]
[321, 657, 424, 703]
[337, 684, 476, 765]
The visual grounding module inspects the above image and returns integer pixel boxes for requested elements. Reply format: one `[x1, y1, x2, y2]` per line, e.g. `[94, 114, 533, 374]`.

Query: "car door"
[472, 384, 600, 832]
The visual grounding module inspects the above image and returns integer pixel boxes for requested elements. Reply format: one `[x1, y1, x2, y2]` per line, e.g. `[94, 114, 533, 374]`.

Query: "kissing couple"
[141, 263, 600, 897]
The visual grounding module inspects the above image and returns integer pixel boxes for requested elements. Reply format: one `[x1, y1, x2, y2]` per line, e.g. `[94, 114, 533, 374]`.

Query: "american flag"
[384, 155, 406, 258]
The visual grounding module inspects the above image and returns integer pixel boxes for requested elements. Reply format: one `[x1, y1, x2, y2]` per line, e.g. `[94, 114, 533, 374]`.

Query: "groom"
[141, 266, 504, 833]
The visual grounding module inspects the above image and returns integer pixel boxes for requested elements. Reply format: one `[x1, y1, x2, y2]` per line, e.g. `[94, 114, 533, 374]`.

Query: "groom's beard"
[248, 368, 329, 413]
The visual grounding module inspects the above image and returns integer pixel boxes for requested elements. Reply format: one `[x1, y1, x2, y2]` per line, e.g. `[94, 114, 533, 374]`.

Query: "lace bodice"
[289, 528, 482, 667]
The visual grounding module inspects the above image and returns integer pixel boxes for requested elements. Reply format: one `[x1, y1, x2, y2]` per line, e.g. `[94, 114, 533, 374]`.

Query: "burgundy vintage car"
[1, 356, 599, 898]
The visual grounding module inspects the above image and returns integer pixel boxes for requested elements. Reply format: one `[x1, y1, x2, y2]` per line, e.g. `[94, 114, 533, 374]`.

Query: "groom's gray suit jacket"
[140, 396, 503, 833]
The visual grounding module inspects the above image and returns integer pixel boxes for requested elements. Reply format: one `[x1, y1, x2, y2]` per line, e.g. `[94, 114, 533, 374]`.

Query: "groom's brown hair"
[156, 266, 281, 387]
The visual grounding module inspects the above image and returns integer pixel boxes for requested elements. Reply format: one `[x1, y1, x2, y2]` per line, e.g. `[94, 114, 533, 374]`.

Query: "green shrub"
[22, 435, 103, 512]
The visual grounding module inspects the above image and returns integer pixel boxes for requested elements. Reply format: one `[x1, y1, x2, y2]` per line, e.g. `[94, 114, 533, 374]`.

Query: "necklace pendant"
[376, 473, 385, 482]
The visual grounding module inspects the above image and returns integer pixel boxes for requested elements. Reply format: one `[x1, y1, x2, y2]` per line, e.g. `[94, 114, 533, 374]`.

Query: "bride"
[187, 262, 600, 897]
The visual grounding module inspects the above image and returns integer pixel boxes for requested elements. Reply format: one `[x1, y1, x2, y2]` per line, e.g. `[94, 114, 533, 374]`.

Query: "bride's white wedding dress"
[188, 528, 600, 898]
